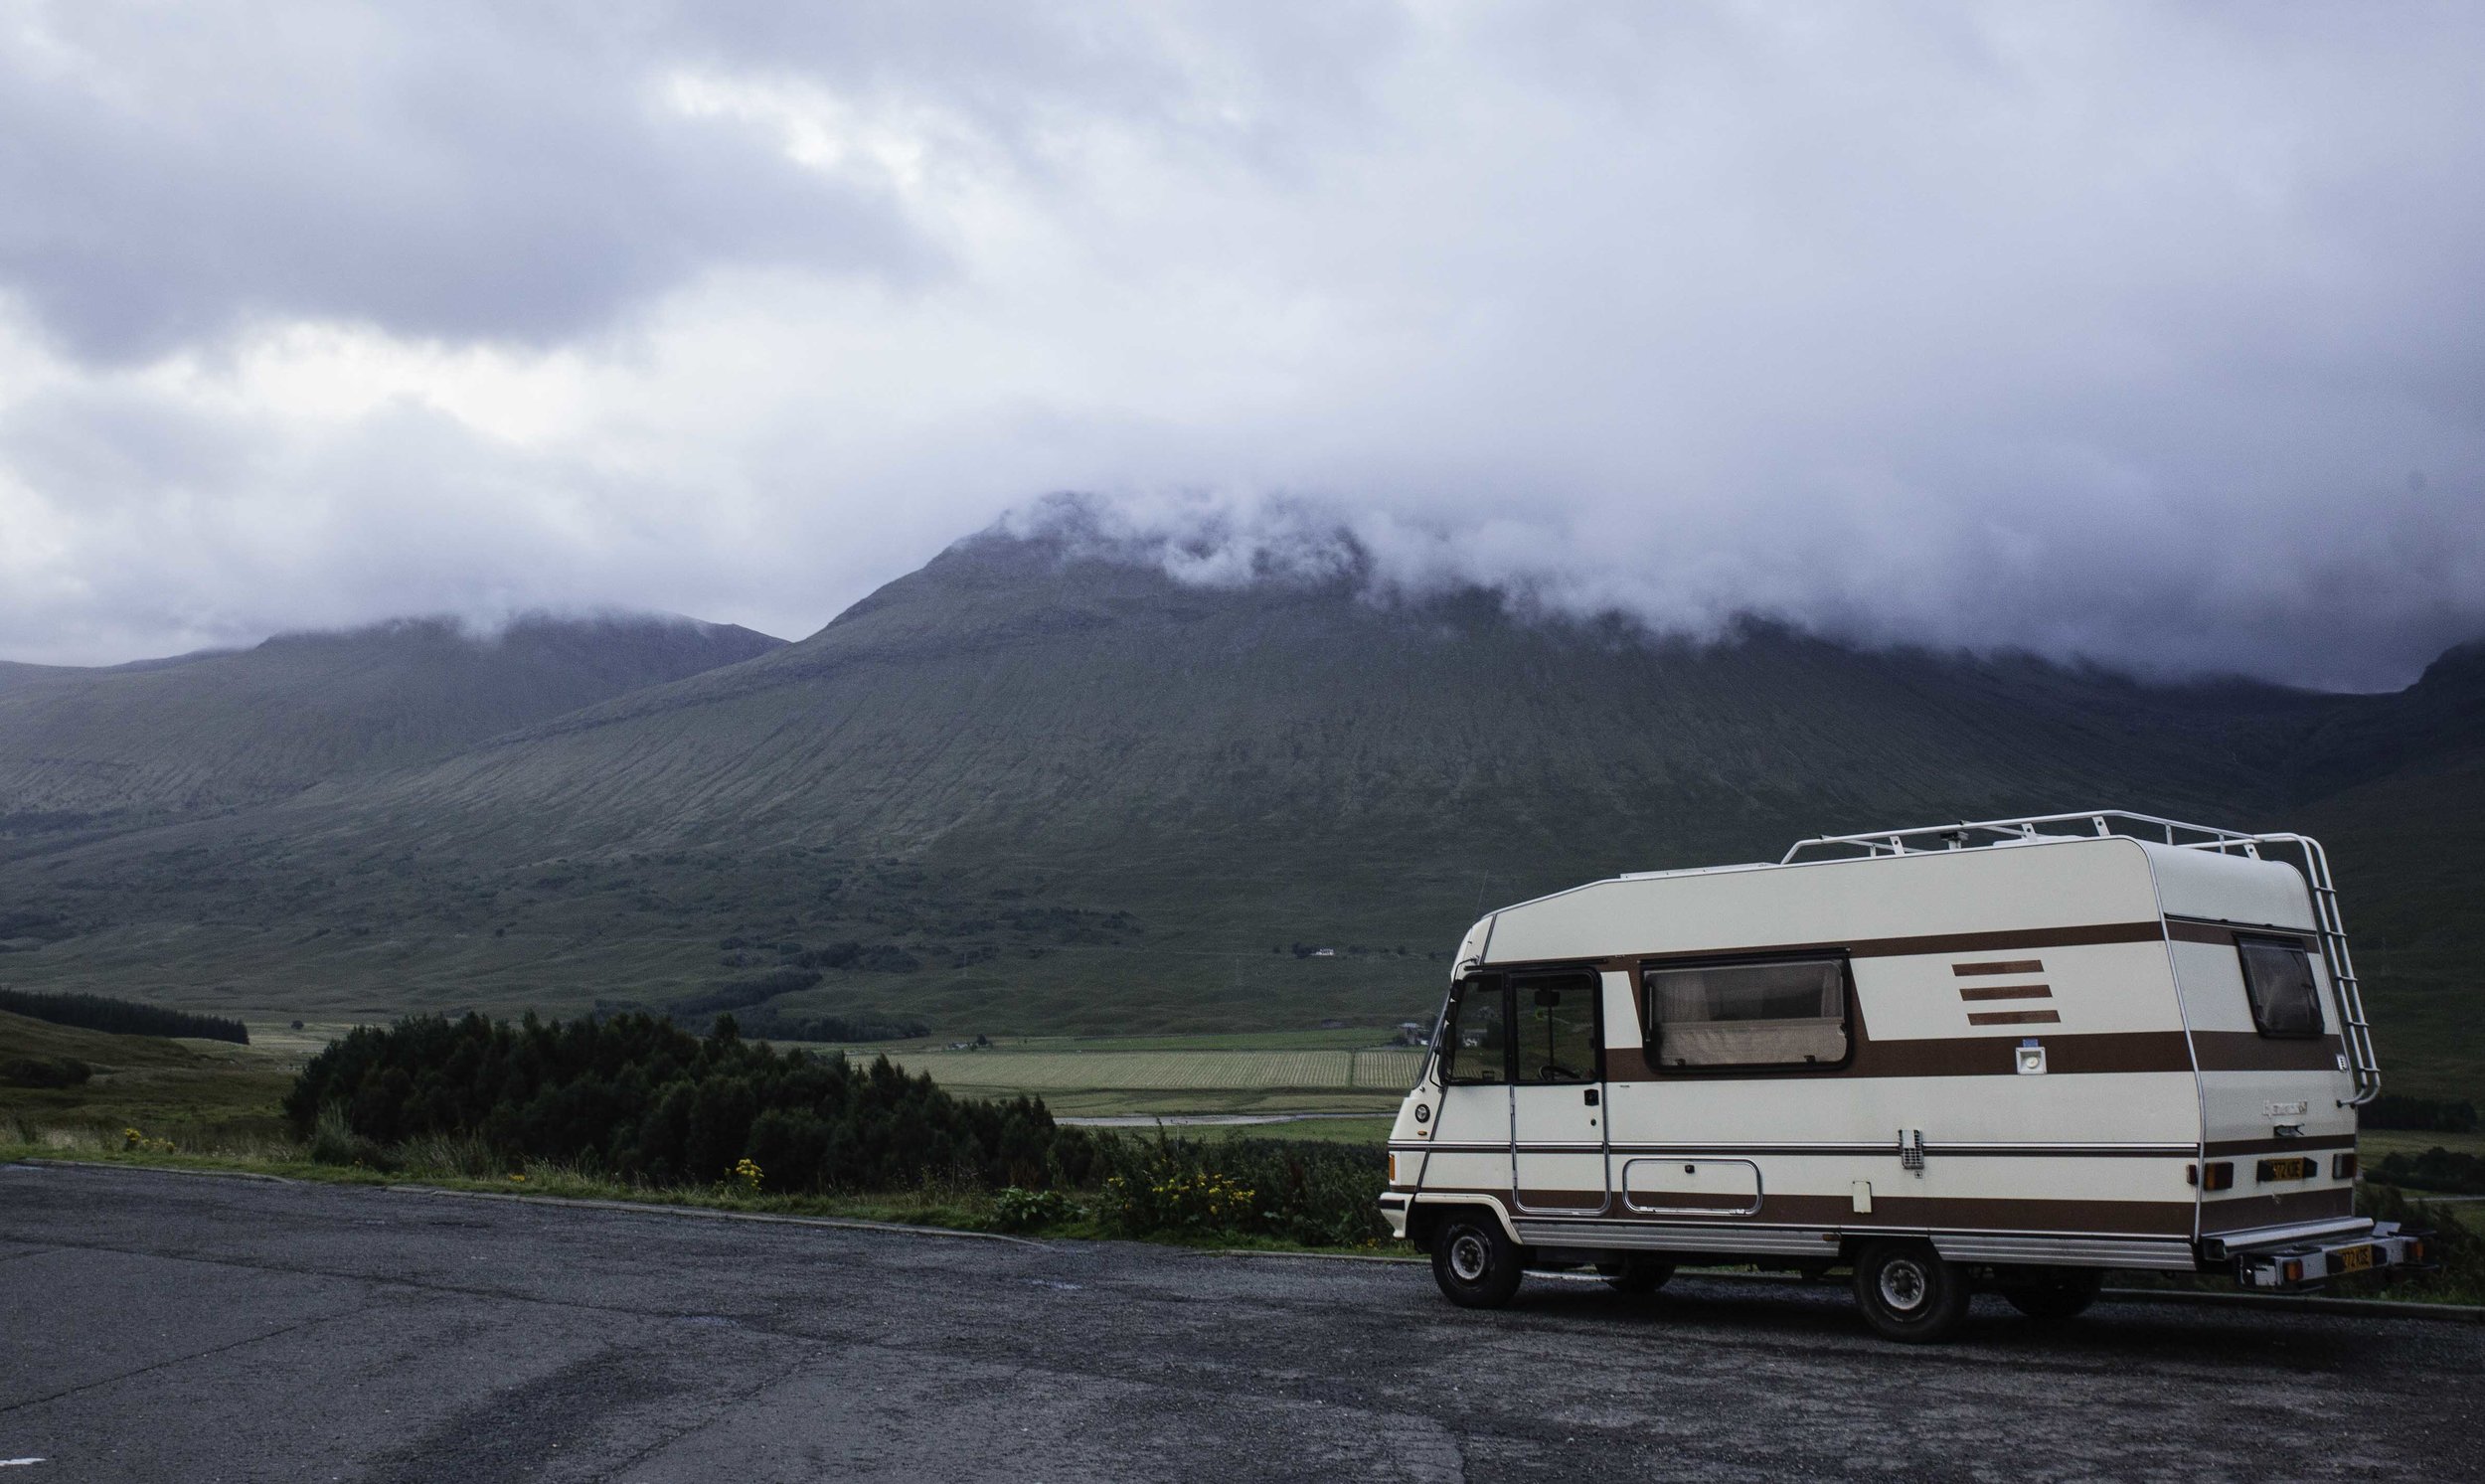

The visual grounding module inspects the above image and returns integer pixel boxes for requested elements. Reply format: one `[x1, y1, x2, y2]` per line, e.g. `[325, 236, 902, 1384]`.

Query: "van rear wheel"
[1852, 1239, 1969, 1343]
[2003, 1267, 2102, 1323]
[1430, 1212, 1524, 1309]
[1597, 1256, 1676, 1295]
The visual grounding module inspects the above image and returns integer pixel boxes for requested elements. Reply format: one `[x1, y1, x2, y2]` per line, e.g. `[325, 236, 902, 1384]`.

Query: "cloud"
[0, 2, 2479, 688]
[0, 3, 932, 363]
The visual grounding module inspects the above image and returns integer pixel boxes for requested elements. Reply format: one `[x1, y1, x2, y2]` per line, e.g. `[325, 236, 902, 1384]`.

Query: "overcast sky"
[2, 2, 2480, 688]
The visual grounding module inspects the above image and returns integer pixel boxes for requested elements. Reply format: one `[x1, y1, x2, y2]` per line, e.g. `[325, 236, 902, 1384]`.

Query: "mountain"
[0, 614, 784, 828]
[0, 528, 2474, 1095]
[0, 660, 86, 692]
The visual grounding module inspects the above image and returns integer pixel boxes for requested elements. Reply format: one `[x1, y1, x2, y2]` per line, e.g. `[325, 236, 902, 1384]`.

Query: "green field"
[784, 1032, 1424, 1119]
[870, 1048, 1421, 1091]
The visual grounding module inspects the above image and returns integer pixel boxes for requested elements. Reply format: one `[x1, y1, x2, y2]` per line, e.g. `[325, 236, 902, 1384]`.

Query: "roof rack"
[1781, 811, 2380, 1107]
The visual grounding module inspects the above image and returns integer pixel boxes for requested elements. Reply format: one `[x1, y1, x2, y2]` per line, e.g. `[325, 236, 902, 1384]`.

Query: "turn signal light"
[2281, 1258, 2304, 1284]
[1387, 1153, 1399, 1185]
[2332, 1152, 2358, 1181]
[2408, 1238, 2425, 1263]
[2200, 1161, 2236, 1192]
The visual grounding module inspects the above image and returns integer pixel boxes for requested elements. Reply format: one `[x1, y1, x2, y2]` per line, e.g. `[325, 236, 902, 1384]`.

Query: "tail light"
[2199, 1161, 2236, 1192]
[1387, 1153, 1399, 1185]
[2280, 1257, 2304, 1284]
[2332, 1152, 2358, 1181]
[2407, 1237, 2425, 1263]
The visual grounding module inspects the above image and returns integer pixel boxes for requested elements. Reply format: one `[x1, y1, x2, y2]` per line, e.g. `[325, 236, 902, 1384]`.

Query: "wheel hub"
[1878, 1258, 1928, 1312]
[1448, 1232, 1491, 1282]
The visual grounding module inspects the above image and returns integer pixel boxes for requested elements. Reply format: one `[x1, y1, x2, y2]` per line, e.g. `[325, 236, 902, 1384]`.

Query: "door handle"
[1582, 1088, 1599, 1106]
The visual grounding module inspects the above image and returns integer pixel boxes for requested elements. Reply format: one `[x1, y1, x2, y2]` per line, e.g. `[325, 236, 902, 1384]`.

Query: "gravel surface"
[2, 1163, 2479, 1482]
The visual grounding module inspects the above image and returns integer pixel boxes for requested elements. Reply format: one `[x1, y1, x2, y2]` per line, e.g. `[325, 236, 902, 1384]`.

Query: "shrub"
[307, 1104, 393, 1170]
[2357, 1183, 2485, 1303]
[1100, 1168, 1258, 1237]
[0, 988, 247, 1044]
[2370, 1146, 2485, 1197]
[0, 1056, 92, 1088]
[991, 1185, 1081, 1232]
[1092, 1135, 1388, 1245]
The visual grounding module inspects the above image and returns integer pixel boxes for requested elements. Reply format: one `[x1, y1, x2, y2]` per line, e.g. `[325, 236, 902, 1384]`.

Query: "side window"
[1516, 972, 1598, 1084]
[1440, 978, 1510, 1084]
[2236, 937, 2324, 1038]
[1644, 956, 1849, 1070]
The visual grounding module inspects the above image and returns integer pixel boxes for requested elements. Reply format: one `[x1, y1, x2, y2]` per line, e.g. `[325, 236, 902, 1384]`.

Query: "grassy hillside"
[0, 1008, 294, 1139]
[0, 613, 782, 830]
[2292, 743, 2485, 1101]
[0, 531, 2472, 1095]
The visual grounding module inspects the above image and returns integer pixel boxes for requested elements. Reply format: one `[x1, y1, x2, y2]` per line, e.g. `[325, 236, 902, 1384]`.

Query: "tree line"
[0, 988, 248, 1045]
[285, 1011, 1083, 1192]
[283, 1010, 1386, 1244]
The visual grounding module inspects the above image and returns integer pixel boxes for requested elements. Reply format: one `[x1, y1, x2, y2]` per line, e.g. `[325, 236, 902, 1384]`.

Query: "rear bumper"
[2229, 1222, 2430, 1292]
[1378, 1193, 1409, 1240]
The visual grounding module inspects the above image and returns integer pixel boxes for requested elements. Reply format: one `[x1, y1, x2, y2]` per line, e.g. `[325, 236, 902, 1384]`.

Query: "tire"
[1430, 1211, 1525, 1309]
[1852, 1239, 1970, 1343]
[1596, 1256, 1677, 1295]
[2003, 1267, 2102, 1323]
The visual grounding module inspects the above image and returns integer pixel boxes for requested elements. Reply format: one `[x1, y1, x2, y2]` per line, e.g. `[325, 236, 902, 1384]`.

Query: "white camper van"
[1381, 812, 2429, 1341]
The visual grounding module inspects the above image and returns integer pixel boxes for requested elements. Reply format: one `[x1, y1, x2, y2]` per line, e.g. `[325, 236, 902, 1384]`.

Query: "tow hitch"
[2233, 1222, 2431, 1292]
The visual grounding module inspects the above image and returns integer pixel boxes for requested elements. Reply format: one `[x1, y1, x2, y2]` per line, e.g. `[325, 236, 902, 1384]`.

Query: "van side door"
[1509, 969, 1607, 1214]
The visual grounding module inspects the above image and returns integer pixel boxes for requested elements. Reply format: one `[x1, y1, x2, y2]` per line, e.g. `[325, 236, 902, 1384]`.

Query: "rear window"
[1643, 957, 1849, 1070]
[2236, 937, 2324, 1039]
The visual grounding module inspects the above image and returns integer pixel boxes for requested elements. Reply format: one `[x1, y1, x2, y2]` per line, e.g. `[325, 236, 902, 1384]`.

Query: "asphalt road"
[3, 1165, 2479, 1482]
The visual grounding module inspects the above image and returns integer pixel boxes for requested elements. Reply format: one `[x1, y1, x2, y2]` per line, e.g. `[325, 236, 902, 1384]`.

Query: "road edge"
[8, 1159, 1047, 1248]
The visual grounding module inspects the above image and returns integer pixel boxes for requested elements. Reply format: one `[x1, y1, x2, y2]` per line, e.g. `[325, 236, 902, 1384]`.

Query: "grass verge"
[0, 1119, 1393, 1255]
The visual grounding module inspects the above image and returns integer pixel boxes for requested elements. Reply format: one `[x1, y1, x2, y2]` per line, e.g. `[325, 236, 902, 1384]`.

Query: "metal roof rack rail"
[1781, 810, 2380, 1107]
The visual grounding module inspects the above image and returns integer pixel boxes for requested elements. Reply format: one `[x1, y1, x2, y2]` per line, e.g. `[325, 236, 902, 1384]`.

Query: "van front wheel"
[1430, 1212, 1524, 1309]
[1852, 1239, 1969, 1342]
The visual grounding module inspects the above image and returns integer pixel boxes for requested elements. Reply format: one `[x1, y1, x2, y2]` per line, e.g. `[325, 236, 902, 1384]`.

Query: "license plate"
[2257, 1156, 2315, 1182]
[2335, 1244, 2376, 1273]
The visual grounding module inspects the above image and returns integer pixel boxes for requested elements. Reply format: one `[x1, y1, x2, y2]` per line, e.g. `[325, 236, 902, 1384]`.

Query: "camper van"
[1381, 812, 2428, 1341]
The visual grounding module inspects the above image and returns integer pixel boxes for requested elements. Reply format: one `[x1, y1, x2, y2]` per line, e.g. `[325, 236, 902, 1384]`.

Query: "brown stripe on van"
[1752, 1193, 2194, 1236]
[1684, 1030, 2195, 1079]
[1966, 1009, 2061, 1027]
[1958, 984, 2053, 1003]
[2165, 917, 2318, 949]
[2198, 1187, 2356, 1234]
[1842, 920, 2167, 958]
[1604, 920, 2166, 974]
[2204, 1134, 2356, 1157]
[1952, 959, 2044, 976]
[2190, 1032, 2348, 1072]
[1485, 1192, 2198, 1237]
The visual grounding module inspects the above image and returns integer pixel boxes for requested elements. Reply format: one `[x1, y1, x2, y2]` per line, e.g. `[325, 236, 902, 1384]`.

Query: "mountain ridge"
[0, 611, 785, 826]
[0, 532, 2475, 1095]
